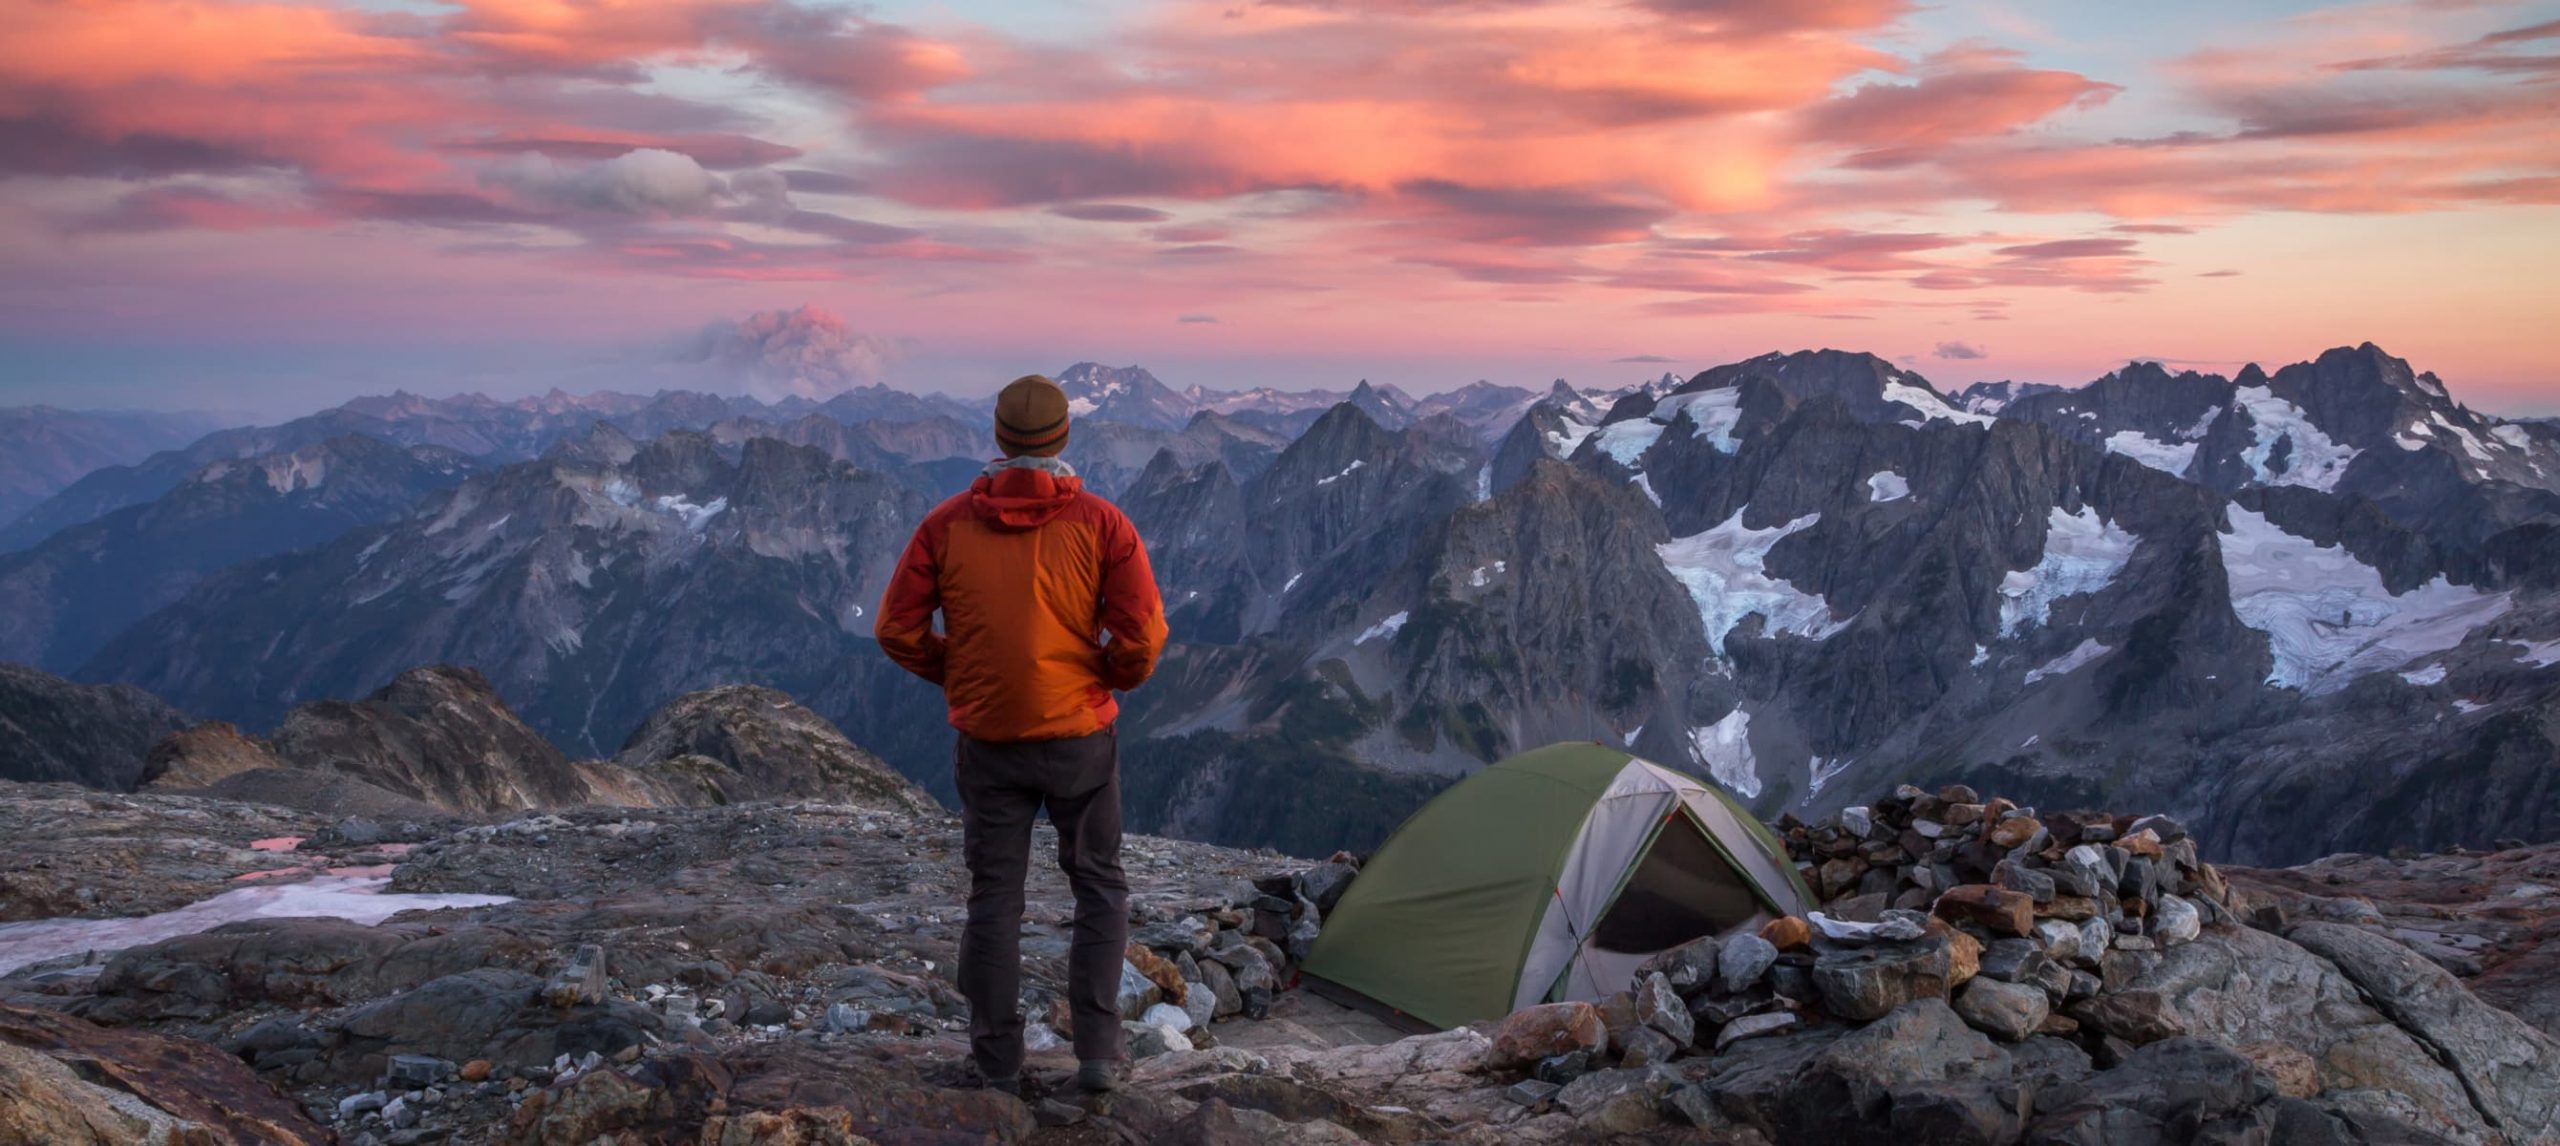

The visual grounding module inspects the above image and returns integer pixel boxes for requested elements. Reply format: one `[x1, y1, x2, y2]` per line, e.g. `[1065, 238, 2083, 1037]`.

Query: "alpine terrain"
[0, 345, 2553, 862]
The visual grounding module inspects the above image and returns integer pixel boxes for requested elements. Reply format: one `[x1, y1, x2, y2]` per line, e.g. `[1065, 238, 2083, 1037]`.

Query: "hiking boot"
[1074, 1059, 1127, 1092]
[966, 1065, 1019, 1096]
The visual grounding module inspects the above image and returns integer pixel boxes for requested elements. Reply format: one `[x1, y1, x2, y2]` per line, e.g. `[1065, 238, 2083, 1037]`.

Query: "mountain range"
[4, 346, 2556, 861]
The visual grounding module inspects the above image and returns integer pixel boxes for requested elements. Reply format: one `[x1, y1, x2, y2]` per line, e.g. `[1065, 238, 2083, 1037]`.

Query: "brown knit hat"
[993, 374, 1071, 457]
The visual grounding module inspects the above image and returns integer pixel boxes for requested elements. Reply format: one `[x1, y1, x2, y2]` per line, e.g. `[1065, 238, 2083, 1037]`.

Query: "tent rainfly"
[1301, 742, 1815, 1031]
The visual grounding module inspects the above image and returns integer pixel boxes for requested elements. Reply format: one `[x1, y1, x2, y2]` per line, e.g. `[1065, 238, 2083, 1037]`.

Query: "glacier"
[1883, 379, 1996, 428]
[1593, 419, 1664, 466]
[2103, 430, 2198, 476]
[1657, 510, 1841, 654]
[2222, 507, 2510, 692]
[1653, 388, 1747, 453]
[1999, 507, 2139, 637]
[2235, 387, 2358, 490]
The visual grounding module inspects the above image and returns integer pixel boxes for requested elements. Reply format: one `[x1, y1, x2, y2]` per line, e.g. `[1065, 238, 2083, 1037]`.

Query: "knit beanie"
[994, 374, 1071, 457]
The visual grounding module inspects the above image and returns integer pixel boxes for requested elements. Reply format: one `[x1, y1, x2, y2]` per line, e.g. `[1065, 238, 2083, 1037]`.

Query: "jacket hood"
[969, 456, 1082, 530]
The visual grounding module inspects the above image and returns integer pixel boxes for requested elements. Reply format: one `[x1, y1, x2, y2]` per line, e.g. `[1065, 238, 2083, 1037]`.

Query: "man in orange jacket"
[876, 374, 1168, 1096]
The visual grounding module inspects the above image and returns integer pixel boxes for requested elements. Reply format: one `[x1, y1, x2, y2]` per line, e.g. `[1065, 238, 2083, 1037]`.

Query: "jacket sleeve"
[1096, 507, 1169, 691]
[875, 517, 948, 685]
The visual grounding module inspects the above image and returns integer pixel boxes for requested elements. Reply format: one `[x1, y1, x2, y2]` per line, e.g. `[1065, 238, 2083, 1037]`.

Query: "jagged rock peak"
[612, 684, 937, 814]
[543, 421, 642, 467]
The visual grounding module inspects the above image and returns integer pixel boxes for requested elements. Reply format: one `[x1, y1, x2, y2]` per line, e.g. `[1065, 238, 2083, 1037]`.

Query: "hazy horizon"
[10, 322, 2547, 426]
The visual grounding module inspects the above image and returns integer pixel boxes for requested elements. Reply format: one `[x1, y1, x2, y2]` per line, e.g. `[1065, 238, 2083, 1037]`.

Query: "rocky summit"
[4, 751, 2558, 1144]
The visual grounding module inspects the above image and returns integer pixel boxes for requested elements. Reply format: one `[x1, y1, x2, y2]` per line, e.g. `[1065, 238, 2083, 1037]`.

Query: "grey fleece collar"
[984, 455, 1077, 478]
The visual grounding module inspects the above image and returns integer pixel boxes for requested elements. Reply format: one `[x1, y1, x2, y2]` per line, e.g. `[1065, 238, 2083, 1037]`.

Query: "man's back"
[875, 373, 1167, 1095]
[876, 455, 1166, 740]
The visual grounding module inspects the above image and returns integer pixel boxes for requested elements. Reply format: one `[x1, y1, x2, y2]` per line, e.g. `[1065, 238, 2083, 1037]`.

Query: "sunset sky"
[2, 0, 2556, 416]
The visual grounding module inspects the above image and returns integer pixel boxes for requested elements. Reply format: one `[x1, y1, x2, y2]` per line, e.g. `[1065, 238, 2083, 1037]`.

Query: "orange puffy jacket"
[876, 459, 1168, 742]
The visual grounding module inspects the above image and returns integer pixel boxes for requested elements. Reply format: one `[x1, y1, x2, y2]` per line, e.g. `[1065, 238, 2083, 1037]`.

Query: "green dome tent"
[1301, 742, 1815, 1031]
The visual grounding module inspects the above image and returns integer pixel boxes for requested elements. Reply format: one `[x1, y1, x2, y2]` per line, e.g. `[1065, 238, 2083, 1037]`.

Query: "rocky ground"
[2222, 843, 2560, 1041]
[2, 770, 2558, 1145]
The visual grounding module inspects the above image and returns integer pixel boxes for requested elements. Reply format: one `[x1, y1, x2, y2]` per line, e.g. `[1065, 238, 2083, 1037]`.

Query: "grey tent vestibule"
[1301, 742, 1814, 1031]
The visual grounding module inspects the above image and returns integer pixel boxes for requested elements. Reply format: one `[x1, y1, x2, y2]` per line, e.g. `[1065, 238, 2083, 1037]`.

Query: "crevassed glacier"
[1999, 507, 2139, 637]
[2235, 387, 2357, 490]
[2222, 507, 2509, 692]
[1657, 510, 1841, 654]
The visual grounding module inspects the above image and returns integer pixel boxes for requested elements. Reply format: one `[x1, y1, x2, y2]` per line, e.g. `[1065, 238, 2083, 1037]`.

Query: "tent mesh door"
[1587, 815, 1764, 954]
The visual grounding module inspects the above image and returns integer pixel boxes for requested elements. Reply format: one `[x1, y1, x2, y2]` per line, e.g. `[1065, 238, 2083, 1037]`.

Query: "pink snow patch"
[0, 877, 513, 975]
[248, 837, 305, 853]
[326, 865, 397, 878]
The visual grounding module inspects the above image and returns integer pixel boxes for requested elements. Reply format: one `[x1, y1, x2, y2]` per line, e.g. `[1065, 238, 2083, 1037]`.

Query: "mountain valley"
[3, 346, 2557, 861]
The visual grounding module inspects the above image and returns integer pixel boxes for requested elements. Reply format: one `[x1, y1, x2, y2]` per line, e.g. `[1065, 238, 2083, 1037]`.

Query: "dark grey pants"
[954, 726, 1129, 1079]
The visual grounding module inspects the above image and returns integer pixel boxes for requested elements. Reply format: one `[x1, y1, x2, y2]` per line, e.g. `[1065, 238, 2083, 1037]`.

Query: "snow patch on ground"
[1807, 755, 1851, 797]
[1688, 709, 1759, 799]
[1867, 471, 1910, 503]
[2455, 699, 2488, 714]
[1657, 510, 1842, 654]
[0, 877, 512, 976]
[2235, 387, 2358, 490]
[2508, 638, 2560, 668]
[2222, 507, 2511, 692]
[2431, 412, 2492, 462]
[1631, 473, 1660, 506]
[1999, 507, 2139, 637]
[654, 494, 727, 531]
[1622, 724, 1643, 747]
[603, 477, 642, 508]
[1467, 561, 1507, 588]
[1066, 397, 1099, 417]
[2491, 423, 2533, 450]
[1316, 459, 1367, 486]
[1282, 572, 1301, 594]
[1474, 464, 1491, 502]
[1353, 611, 1409, 645]
[2401, 663, 2448, 686]
[2104, 430, 2198, 476]
[2024, 639, 2111, 684]
[1883, 381, 1996, 427]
